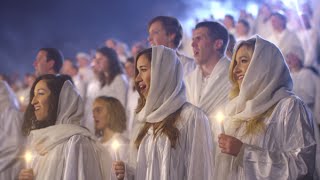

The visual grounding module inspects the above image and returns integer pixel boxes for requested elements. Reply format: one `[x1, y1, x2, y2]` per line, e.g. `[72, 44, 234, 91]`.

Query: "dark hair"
[134, 47, 182, 149]
[271, 11, 287, 29]
[225, 14, 235, 26]
[126, 56, 134, 64]
[148, 16, 183, 48]
[195, 21, 229, 54]
[227, 33, 236, 56]
[22, 74, 72, 136]
[39, 48, 64, 73]
[238, 19, 250, 34]
[94, 96, 127, 136]
[96, 46, 123, 87]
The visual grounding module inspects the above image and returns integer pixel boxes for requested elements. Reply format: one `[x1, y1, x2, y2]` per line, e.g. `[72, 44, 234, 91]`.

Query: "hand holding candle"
[215, 111, 225, 134]
[112, 140, 120, 161]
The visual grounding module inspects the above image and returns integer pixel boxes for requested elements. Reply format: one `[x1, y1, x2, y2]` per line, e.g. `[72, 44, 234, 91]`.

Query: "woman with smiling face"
[113, 46, 214, 180]
[18, 74, 107, 180]
[215, 36, 316, 179]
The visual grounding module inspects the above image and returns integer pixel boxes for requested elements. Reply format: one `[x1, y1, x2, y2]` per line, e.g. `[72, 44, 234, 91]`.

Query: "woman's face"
[233, 45, 254, 88]
[92, 100, 109, 131]
[135, 55, 151, 98]
[95, 52, 109, 73]
[31, 80, 51, 121]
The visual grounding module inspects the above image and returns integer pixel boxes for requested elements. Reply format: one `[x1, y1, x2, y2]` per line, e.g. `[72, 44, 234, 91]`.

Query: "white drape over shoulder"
[136, 46, 186, 123]
[28, 80, 108, 180]
[226, 36, 293, 120]
[0, 80, 24, 180]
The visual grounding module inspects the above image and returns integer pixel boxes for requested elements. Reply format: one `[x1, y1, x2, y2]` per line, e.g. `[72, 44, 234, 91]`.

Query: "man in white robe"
[185, 21, 231, 155]
[0, 80, 24, 180]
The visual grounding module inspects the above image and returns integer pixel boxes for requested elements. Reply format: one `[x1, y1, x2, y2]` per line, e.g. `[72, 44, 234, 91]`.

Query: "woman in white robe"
[0, 80, 24, 180]
[215, 36, 316, 179]
[18, 74, 107, 180]
[113, 45, 214, 180]
[93, 96, 129, 180]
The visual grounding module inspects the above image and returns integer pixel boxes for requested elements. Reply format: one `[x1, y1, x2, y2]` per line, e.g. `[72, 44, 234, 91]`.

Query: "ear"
[214, 39, 224, 50]
[47, 59, 55, 71]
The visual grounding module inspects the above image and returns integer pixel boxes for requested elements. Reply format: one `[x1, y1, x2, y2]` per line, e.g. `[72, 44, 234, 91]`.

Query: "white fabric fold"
[136, 45, 186, 123]
[225, 35, 293, 120]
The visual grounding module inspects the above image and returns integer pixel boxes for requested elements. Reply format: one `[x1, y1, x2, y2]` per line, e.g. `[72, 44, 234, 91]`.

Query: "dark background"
[0, 0, 263, 76]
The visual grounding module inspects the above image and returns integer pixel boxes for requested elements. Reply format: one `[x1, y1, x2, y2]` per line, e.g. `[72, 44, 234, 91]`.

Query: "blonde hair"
[228, 38, 275, 136]
[94, 96, 127, 135]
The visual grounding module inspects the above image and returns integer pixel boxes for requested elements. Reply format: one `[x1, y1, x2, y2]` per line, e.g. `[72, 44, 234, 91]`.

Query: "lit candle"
[215, 111, 225, 134]
[24, 151, 33, 169]
[19, 95, 25, 104]
[112, 140, 120, 161]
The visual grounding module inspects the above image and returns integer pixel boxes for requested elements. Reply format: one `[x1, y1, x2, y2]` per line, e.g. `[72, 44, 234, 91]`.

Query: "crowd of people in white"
[1, 1, 320, 180]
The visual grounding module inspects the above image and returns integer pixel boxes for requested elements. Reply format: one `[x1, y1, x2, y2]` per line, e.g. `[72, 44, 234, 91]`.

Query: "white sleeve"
[185, 108, 214, 180]
[237, 99, 316, 179]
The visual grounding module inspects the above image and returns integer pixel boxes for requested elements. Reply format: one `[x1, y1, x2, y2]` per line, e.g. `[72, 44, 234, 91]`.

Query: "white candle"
[24, 151, 33, 169]
[112, 140, 120, 161]
[215, 111, 225, 134]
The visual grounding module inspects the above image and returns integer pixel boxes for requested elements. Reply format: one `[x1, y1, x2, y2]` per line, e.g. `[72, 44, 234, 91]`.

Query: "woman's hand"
[218, 134, 243, 156]
[18, 169, 34, 180]
[113, 161, 125, 180]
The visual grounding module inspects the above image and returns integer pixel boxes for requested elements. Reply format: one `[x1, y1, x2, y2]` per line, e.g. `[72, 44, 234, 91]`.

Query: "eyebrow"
[138, 65, 148, 68]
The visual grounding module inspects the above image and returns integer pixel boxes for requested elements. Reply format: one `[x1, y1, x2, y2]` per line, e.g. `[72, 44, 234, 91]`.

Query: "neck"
[101, 128, 116, 143]
[200, 54, 223, 77]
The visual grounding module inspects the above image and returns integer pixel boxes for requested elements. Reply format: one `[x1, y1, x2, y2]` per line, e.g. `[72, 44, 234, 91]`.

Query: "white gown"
[0, 81, 24, 180]
[27, 81, 108, 180]
[216, 36, 316, 179]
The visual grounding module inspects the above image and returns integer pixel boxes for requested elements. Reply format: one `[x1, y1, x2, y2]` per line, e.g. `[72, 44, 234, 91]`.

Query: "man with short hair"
[148, 16, 195, 76]
[33, 48, 63, 76]
[185, 21, 231, 147]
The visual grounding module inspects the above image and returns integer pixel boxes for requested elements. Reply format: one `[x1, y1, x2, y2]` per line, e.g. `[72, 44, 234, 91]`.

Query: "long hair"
[229, 39, 275, 136]
[133, 47, 182, 149]
[94, 96, 127, 136]
[22, 74, 72, 136]
[96, 46, 123, 87]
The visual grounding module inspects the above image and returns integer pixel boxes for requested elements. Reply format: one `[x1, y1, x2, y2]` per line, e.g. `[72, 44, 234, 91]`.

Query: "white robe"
[27, 81, 108, 180]
[0, 81, 24, 180]
[126, 79, 139, 138]
[101, 133, 130, 180]
[216, 96, 316, 180]
[291, 68, 320, 125]
[185, 56, 231, 150]
[134, 103, 213, 180]
[176, 51, 195, 77]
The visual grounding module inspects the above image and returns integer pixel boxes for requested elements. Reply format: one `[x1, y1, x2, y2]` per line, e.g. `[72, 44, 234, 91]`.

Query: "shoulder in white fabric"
[0, 80, 20, 111]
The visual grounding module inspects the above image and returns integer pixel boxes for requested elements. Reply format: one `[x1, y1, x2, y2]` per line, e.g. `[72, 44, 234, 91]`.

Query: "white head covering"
[286, 45, 305, 63]
[136, 45, 186, 123]
[56, 80, 84, 125]
[226, 35, 293, 120]
[0, 80, 20, 111]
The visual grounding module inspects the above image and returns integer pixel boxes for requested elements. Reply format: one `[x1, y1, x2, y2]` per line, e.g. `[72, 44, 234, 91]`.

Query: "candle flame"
[19, 96, 25, 103]
[215, 111, 225, 123]
[25, 151, 32, 163]
[112, 140, 120, 151]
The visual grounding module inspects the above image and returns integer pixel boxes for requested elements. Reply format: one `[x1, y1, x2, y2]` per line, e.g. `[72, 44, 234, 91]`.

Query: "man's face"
[33, 50, 52, 76]
[271, 15, 285, 32]
[148, 21, 172, 47]
[192, 27, 215, 65]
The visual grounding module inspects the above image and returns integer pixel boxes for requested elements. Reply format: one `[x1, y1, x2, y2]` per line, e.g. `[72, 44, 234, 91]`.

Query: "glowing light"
[112, 140, 120, 161]
[25, 151, 33, 169]
[19, 95, 25, 103]
[215, 111, 225, 134]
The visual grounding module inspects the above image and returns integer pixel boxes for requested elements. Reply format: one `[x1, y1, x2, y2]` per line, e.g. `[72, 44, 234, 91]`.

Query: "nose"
[31, 96, 37, 106]
[33, 60, 37, 67]
[233, 63, 241, 75]
[147, 34, 152, 44]
[135, 73, 142, 83]
[191, 39, 196, 48]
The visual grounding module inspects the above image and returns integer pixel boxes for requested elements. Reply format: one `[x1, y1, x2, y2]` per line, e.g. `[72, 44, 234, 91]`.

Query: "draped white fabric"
[216, 35, 316, 179]
[225, 36, 293, 120]
[28, 80, 108, 180]
[128, 46, 214, 180]
[0, 80, 24, 180]
[136, 46, 186, 123]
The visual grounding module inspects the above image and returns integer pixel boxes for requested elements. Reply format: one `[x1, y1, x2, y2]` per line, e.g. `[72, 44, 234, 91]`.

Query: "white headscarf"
[225, 35, 293, 120]
[136, 45, 186, 123]
[0, 80, 19, 111]
[56, 80, 84, 125]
